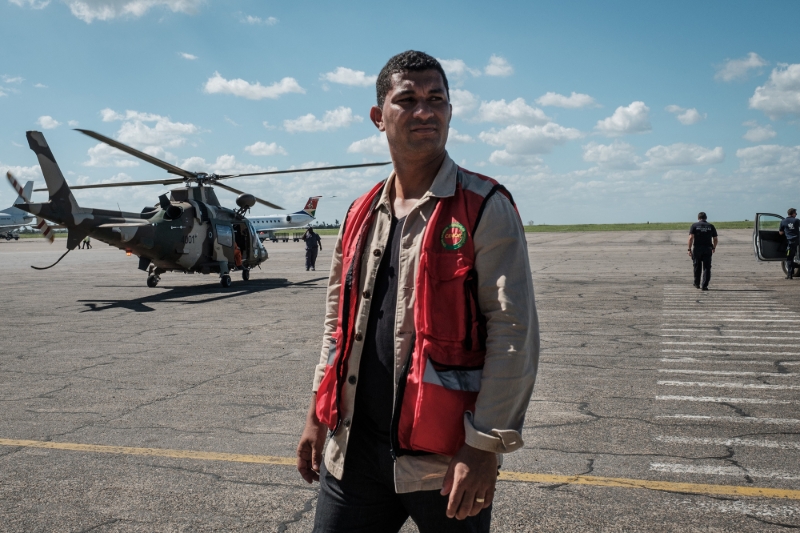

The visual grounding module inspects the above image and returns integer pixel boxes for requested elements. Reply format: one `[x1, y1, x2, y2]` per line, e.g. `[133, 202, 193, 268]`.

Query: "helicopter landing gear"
[221, 275, 232, 288]
[242, 268, 250, 281]
[147, 266, 163, 288]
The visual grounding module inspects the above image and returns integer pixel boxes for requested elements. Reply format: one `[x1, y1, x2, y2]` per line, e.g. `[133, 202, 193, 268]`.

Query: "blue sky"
[1, 0, 799, 224]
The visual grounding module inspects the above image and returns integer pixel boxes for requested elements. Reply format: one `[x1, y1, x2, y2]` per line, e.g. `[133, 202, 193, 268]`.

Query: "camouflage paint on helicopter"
[13, 130, 389, 287]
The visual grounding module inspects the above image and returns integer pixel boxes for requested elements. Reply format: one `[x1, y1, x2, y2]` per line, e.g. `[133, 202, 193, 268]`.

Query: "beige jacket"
[312, 154, 539, 493]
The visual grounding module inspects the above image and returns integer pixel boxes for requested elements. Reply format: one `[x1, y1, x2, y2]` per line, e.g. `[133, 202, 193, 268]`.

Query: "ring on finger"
[475, 497, 485, 503]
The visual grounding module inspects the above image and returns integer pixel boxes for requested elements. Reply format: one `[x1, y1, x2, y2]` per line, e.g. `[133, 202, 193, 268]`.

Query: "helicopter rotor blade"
[216, 161, 391, 180]
[34, 177, 186, 191]
[213, 182, 284, 210]
[75, 129, 196, 179]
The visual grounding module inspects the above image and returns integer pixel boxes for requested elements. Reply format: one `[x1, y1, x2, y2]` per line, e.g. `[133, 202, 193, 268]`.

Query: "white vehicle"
[0, 180, 35, 240]
[251, 197, 321, 241]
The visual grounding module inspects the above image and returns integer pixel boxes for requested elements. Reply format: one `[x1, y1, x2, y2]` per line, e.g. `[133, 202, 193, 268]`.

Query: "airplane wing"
[0, 223, 25, 230]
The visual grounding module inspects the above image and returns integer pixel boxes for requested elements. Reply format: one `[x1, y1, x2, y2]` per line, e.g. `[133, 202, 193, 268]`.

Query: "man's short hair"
[376, 50, 449, 108]
[698, 212, 707, 220]
[789, 208, 797, 216]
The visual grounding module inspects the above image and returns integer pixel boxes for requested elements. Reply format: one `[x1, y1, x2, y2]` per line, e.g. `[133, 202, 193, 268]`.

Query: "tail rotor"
[6, 171, 54, 244]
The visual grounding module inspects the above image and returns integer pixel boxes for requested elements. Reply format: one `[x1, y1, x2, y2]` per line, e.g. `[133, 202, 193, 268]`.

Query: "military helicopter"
[11, 130, 389, 288]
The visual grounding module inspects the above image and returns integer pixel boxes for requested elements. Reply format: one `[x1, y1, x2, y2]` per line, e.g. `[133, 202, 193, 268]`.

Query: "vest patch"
[441, 221, 467, 250]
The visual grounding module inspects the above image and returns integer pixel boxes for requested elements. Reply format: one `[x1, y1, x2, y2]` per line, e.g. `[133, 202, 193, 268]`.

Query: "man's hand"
[441, 444, 498, 520]
[687, 249, 692, 257]
[296, 396, 327, 484]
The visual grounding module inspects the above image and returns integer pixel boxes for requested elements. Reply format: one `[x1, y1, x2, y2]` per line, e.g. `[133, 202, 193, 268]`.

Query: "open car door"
[753, 213, 786, 261]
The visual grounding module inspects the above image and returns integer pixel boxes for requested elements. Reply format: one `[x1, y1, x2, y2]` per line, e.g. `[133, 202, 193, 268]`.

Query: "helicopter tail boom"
[26, 131, 79, 208]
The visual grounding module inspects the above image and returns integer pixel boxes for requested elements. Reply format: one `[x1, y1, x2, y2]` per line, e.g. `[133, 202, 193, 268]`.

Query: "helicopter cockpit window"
[216, 224, 233, 248]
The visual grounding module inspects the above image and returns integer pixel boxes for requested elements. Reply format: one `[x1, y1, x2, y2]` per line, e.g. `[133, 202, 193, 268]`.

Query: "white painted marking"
[663, 349, 794, 355]
[662, 312, 795, 316]
[659, 369, 794, 377]
[655, 436, 800, 450]
[661, 334, 793, 340]
[658, 380, 800, 390]
[656, 395, 792, 405]
[663, 341, 797, 347]
[650, 463, 800, 480]
[662, 319, 800, 322]
[660, 357, 779, 365]
[656, 414, 800, 425]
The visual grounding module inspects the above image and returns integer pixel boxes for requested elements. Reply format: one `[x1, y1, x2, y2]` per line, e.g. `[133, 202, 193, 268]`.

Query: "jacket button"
[355, 333, 363, 342]
[343, 418, 351, 428]
[373, 249, 382, 257]
[348, 375, 357, 385]
[362, 290, 370, 299]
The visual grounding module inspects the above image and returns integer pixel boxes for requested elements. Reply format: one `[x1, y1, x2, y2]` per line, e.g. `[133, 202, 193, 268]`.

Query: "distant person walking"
[303, 228, 322, 271]
[688, 212, 718, 290]
[82, 236, 92, 249]
[779, 208, 799, 279]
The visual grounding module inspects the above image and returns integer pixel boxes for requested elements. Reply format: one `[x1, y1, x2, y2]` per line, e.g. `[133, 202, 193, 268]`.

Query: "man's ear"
[370, 105, 385, 131]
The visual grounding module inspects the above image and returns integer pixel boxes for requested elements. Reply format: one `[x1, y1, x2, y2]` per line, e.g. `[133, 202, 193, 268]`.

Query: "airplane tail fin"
[26, 131, 78, 208]
[300, 196, 321, 218]
[13, 181, 33, 205]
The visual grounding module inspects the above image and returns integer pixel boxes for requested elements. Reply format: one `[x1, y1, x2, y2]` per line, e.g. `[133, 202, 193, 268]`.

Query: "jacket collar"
[374, 152, 457, 214]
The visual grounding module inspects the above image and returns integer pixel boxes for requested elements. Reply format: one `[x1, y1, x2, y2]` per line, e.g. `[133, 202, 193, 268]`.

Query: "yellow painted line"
[3, 438, 799, 500]
[0, 438, 295, 466]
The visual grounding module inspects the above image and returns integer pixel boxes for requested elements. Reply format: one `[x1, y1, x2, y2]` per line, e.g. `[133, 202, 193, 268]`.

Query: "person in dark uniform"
[688, 212, 718, 290]
[779, 208, 800, 279]
[303, 227, 322, 271]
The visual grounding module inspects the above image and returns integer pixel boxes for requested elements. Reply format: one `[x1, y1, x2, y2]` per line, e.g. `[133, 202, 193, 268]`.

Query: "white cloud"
[2, 75, 24, 84]
[320, 67, 376, 87]
[595, 101, 651, 136]
[0, 161, 43, 182]
[68, 120, 79, 127]
[488, 152, 542, 168]
[244, 141, 287, 156]
[645, 143, 724, 167]
[347, 133, 389, 155]
[84, 108, 199, 166]
[37, 115, 60, 129]
[715, 52, 768, 82]
[8, 0, 50, 9]
[62, 0, 205, 23]
[665, 105, 706, 125]
[450, 89, 479, 118]
[284, 107, 362, 133]
[438, 58, 481, 80]
[204, 72, 305, 100]
[34, 83, 47, 88]
[742, 121, 777, 143]
[241, 14, 278, 25]
[583, 141, 640, 170]
[0, 88, 8, 97]
[448, 128, 474, 144]
[736, 144, 800, 176]
[749, 63, 800, 119]
[475, 98, 550, 126]
[536, 92, 598, 109]
[181, 155, 274, 176]
[484, 55, 513, 77]
[180, 52, 197, 60]
[480, 123, 583, 162]
[84, 142, 140, 167]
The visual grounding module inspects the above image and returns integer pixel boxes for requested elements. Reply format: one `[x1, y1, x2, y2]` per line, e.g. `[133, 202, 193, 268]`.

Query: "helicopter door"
[213, 223, 235, 263]
[753, 213, 786, 261]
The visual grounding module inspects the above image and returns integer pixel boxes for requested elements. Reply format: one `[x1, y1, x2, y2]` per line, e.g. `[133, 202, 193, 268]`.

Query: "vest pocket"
[419, 251, 472, 342]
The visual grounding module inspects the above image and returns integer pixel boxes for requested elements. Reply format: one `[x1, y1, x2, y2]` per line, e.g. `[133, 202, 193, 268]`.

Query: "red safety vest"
[316, 170, 516, 457]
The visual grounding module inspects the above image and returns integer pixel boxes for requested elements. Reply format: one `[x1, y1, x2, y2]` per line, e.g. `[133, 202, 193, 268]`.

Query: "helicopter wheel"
[221, 275, 232, 288]
[147, 275, 159, 288]
[242, 268, 250, 281]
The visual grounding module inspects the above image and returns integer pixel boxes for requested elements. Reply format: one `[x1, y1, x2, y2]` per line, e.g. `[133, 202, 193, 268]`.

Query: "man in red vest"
[296, 50, 539, 532]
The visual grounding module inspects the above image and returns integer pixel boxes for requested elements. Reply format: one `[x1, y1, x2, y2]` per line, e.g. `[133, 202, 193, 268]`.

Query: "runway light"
[126, 249, 132, 256]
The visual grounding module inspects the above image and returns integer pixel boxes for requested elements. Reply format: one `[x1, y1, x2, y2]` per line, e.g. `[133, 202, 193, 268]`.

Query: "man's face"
[371, 69, 451, 160]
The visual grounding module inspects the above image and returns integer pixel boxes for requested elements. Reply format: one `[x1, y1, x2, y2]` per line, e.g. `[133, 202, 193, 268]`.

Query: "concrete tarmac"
[0, 230, 798, 532]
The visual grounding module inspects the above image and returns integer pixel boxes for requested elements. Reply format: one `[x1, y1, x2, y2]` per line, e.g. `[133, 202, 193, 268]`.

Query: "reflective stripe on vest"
[316, 170, 517, 457]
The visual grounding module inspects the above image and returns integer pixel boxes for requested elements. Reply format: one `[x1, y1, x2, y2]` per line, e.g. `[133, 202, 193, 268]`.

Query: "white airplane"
[0, 180, 36, 240]
[250, 196, 321, 241]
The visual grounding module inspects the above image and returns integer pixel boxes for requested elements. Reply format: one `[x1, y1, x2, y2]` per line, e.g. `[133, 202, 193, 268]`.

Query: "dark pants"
[786, 240, 799, 277]
[693, 247, 712, 288]
[312, 428, 491, 533]
[306, 247, 319, 269]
